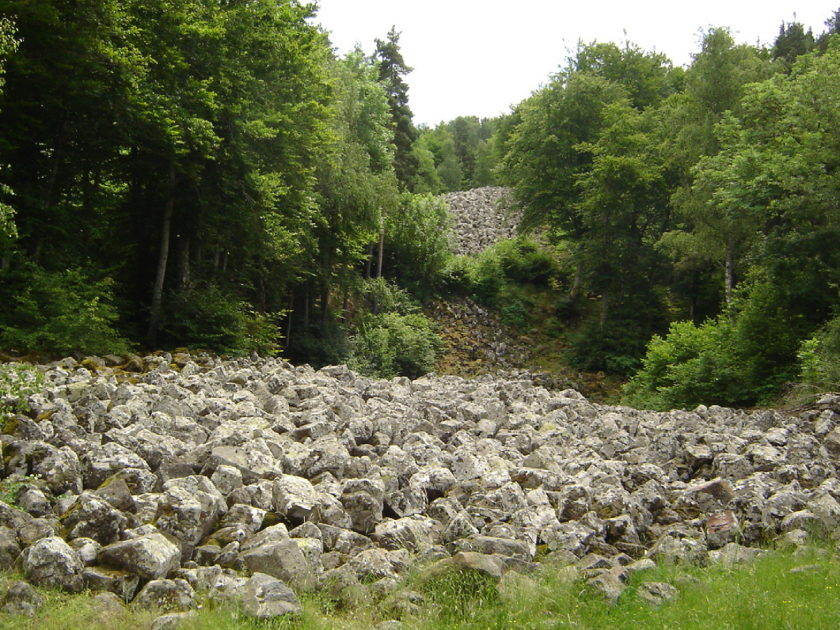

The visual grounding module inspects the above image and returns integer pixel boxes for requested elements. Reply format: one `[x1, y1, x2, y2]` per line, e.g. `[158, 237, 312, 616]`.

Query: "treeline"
[2, 0, 840, 410]
[0, 1, 464, 372]
[496, 12, 840, 408]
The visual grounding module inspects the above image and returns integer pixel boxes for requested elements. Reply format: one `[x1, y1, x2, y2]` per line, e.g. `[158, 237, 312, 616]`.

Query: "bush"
[436, 255, 476, 296]
[623, 280, 810, 410]
[0, 264, 131, 355]
[622, 318, 744, 410]
[798, 315, 840, 391]
[500, 298, 529, 331]
[161, 283, 283, 356]
[348, 312, 440, 379]
[494, 236, 557, 285]
[384, 192, 453, 295]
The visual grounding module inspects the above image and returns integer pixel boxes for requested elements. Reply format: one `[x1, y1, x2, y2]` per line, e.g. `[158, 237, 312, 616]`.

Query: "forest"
[0, 0, 839, 411]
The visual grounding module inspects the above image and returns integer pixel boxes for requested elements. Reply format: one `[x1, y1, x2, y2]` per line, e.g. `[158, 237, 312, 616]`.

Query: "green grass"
[2, 546, 839, 630]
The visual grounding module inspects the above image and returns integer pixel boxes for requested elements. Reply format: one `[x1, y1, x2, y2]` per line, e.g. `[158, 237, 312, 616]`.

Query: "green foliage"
[348, 312, 440, 379]
[493, 236, 557, 285]
[0, 363, 44, 420]
[499, 298, 528, 331]
[436, 255, 476, 296]
[0, 265, 130, 356]
[161, 284, 282, 356]
[624, 279, 808, 409]
[383, 192, 453, 295]
[798, 316, 840, 391]
[359, 277, 419, 315]
[292, 320, 351, 369]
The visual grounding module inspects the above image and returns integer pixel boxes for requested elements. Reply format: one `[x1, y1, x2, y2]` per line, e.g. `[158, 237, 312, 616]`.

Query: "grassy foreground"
[2, 545, 839, 630]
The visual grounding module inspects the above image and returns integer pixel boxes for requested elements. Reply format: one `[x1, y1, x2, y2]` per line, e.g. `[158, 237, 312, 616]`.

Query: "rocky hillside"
[445, 186, 519, 256]
[1, 352, 839, 623]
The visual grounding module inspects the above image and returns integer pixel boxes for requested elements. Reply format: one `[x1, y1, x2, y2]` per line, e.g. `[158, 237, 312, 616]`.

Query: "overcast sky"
[312, 1, 839, 127]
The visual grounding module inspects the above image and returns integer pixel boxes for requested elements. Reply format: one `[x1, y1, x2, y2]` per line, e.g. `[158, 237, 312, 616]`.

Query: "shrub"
[494, 236, 557, 285]
[348, 312, 440, 379]
[384, 192, 453, 295]
[622, 318, 745, 410]
[161, 283, 283, 356]
[500, 298, 529, 331]
[436, 255, 476, 296]
[798, 315, 840, 391]
[0, 264, 131, 355]
[623, 280, 809, 410]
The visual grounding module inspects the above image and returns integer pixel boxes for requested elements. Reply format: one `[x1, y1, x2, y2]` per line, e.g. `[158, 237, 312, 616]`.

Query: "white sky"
[312, 1, 839, 127]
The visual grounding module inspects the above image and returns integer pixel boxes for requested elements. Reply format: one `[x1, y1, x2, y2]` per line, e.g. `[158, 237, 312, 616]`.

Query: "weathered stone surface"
[240, 572, 301, 618]
[22, 536, 84, 592]
[132, 578, 195, 612]
[83, 566, 141, 602]
[1, 580, 44, 617]
[2, 349, 840, 610]
[98, 532, 181, 580]
[637, 581, 678, 606]
[239, 538, 317, 590]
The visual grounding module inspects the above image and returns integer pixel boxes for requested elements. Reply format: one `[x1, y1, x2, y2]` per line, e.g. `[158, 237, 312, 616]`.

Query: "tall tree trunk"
[569, 260, 583, 301]
[600, 291, 609, 326]
[320, 282, 330, 324]
[376, 225, 385, 279]
[373, 223, 385, 315]
[147, 164, 177, 348]
[364, 241, 374, 280]
[177, 236, 190, 290]
[724, 241, 734, 307]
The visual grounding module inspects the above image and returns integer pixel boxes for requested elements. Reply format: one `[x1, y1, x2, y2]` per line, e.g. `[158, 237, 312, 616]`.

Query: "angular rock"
[22, 536, 84, 592]
[240, 572, 301, 618]
[1, 580, 44, 617]
[98, 532, 181, 580]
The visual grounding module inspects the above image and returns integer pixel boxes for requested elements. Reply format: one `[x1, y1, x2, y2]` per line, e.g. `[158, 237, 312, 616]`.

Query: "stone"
[83, 566, 141, 602]
[132, 578, 195, 612]
[150, 611, 198, 630]
[239, 538, 317, 590]
[22, 536, 84, 592]
[60, 491, 128, 545]
[637, 581, 678, 606]
[1, 580, 44, 617]
[240, 572, 302, 618]
[98, 532, 181, 580]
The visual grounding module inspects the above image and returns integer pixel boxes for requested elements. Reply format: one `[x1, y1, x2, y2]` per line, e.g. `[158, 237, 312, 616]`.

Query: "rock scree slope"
[2, 351, 840, 618]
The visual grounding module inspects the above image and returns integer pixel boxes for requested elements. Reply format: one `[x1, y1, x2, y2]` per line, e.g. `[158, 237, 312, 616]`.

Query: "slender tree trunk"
[600, 291, 609, 326]
[285, 292, 294, 350]
[724, 241, 734, 307]
[213, 244, 221, 275]
[569, 260, 583, 301]
[320, 282, 330, 324]
[147, 164, 177, 348]
[364, 241, 374, 280]
[177, 236, 190, 290]
[376, 224, 385, 279]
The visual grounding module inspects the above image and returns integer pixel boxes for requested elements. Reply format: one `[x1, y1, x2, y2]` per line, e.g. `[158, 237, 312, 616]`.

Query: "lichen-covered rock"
[239, 572, 301, 618]
[1, 580, 44, 617]
[98, 532, 181, 580]
[22, 536, 84, 592]
[83, 566, 141, 602]
[132, 578, 195, 612]
[60, 491, 128, 545]
[239, 537, 317, 590]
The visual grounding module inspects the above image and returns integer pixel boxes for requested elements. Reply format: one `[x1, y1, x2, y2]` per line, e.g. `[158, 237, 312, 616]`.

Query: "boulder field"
[1, 352, 840, 620]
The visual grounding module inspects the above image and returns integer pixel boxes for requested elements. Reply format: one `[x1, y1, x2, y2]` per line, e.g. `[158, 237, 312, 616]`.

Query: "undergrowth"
[2, 545, 839, 630]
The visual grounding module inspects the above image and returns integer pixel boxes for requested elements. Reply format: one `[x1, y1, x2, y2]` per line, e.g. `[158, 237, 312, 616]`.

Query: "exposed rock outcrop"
[445, 187, 519, 256]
